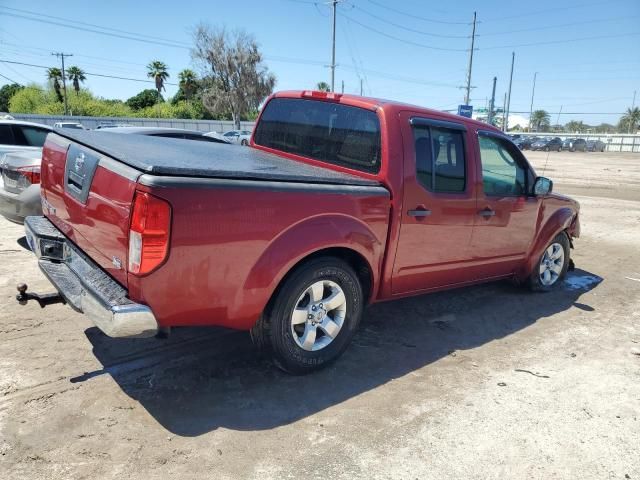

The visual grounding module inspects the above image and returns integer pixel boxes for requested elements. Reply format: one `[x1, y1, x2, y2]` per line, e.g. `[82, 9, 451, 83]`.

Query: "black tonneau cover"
[53, 129, 380, 186]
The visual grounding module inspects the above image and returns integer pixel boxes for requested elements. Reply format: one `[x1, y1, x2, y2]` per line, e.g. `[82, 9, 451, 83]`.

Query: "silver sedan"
[0, 150, 43, 224]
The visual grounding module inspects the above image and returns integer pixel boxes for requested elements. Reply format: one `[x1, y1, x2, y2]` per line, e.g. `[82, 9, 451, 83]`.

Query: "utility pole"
[488, 77, 497, 125]
[330, 0, 338, 92]
[631, 90, 637, 134]
[463, 11, 477, 105]
[529, 72, 537, 132]
[52, 52, 73, 116]
[341, 80, 344, 94]
[360, 78, 363, 96]
[502, 92, 507, 131]
[505, 51, 515, 132]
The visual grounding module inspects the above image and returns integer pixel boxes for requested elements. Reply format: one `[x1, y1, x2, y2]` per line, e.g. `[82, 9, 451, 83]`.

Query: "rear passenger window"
[412, 125, 466, 193]
[254, 97, 382, 174]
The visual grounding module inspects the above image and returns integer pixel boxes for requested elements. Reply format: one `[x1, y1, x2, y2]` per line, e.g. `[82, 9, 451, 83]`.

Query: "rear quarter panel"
[129, 179, 390, 330]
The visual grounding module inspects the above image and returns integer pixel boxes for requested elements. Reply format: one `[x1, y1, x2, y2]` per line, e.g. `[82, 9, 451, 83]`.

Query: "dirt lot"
[1, 150, 639, 479]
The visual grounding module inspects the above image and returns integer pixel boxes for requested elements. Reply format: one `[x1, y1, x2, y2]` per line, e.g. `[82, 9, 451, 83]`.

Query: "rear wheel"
[241, 139, 248, 146]
[254, 257, 363, 374]
[529, 233, 570, 292]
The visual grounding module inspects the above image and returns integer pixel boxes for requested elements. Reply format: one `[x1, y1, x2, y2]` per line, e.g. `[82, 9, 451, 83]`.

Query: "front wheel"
[529, 233, 570, 292]
[255, 257, 364, 374]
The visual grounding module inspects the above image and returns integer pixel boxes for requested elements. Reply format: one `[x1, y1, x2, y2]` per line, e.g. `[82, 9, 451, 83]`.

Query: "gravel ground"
[0, 150, 639, 479]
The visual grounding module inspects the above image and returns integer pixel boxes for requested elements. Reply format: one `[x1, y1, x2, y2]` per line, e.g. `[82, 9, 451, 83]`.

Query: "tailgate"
[40, 133, 141, 287]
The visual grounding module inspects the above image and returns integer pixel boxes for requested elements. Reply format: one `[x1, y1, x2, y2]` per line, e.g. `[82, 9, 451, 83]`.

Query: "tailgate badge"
[74, 152, 85, 173]
[112, 256, 122, 270]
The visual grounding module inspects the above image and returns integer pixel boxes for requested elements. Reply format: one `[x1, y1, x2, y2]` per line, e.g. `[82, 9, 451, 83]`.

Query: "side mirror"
[534, 176, 553, 196]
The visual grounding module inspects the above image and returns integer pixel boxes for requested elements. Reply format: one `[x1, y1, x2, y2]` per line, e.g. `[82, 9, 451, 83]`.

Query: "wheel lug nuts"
[312, 306, 316, 311]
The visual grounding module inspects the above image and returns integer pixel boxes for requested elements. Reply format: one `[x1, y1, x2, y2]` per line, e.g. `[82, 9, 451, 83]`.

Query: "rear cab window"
[253, 97, 382, 174]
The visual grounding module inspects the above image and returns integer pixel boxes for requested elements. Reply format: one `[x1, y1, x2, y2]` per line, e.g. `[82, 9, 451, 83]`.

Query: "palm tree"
[316, 81, 330, 92]
[147, 60, 169, 95]
[178, 69, 197, 101]
[530, 110, 550, 132]
[620, 107, 640, 133]
[66, 66, 86, 95]
[47, 67, 63, 102]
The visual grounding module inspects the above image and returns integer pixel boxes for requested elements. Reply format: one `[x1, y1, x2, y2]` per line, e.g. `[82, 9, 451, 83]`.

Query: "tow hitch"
[16, 283, 66, 308]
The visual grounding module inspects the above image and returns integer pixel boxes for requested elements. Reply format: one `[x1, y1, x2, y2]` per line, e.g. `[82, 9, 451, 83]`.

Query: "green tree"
[530, 110, 550, 131]
[565, 120, 586, 133]
[66, 66, 87, 95]
[47, 67, 64, 102]
[178, 69, 198, 101]
[126, 89, 163, 110]
[316, 81, 330, 92]
[147, 60, 169, 95]
[619, 107, 640, 133]
[192, 24, 276, 129]
[0, 83, 23, 112]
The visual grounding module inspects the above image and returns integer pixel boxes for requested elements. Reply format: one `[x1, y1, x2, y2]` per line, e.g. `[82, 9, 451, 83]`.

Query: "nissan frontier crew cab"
[18, 90, 580, 374]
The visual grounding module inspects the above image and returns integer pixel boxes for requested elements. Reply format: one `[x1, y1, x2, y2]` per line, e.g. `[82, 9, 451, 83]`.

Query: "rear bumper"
[24, 216, 158, 338]
[0, 184, 42, 224]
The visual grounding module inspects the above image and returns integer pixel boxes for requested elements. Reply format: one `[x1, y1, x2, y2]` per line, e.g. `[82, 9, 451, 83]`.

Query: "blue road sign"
[458, 105, 473, 118]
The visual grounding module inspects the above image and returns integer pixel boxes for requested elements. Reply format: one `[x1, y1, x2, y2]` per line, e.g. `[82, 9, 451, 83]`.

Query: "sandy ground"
[0, 150, 639, 479]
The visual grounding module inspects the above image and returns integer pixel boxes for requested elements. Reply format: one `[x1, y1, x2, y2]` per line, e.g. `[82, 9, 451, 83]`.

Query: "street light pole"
[330, 0, 338, 92]
[529, 72, 537, 132]
[505, 51, 515, 132]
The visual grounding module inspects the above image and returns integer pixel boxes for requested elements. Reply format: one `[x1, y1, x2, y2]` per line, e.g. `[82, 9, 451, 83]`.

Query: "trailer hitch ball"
[16, 283, 65, 308]
[17, 283, 29, 305]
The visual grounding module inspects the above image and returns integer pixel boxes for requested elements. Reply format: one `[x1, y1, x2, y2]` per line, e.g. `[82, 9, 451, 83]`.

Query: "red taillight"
[128, 192, 171, 275]
[17, 166, 41, 185]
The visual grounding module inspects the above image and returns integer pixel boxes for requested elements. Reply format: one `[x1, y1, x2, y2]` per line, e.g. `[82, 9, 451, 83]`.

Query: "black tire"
[529, 232, 570, 292]
[255, 257, 364, 374]
[241, 139, 248, 146]
[545, 146, 550, 152]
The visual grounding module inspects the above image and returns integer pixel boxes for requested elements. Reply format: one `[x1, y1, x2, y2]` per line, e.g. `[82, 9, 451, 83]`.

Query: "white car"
[221, 130, 252, 146]
[53, 121, 85, 130]
[0, 120, 52, 156]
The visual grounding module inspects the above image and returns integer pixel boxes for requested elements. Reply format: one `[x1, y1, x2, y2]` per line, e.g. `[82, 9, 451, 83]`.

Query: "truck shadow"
[79, 269, 602, 437]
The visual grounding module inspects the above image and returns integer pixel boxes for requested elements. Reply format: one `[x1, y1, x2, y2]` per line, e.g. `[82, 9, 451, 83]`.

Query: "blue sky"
[1, 0, 639, 125]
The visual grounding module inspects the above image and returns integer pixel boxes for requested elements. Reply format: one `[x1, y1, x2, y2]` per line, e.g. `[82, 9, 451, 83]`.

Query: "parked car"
[513, 136, 537, 150]
[202, 131, 232, 144]
[0, 120, 52, 156]
[53, 122, 85, 130]
[562, 138, 587, 152]
[0, 150, 42, 224]
[219, 129, 252, 145]
[586, 139, 606, 152]
[103, 126, 229, 143]
[531, 137, 563, 151]
[18, 90, 580, 374]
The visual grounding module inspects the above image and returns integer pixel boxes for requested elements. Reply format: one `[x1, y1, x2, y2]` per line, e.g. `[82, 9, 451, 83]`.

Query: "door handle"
[407, 208, 431, 217]
[478, 208, 496, 218]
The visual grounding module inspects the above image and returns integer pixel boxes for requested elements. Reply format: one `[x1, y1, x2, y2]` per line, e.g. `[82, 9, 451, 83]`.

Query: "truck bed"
[53, 129, 380, 186]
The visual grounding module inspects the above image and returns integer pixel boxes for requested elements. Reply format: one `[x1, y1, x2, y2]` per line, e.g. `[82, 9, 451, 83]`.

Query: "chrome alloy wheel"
[290, 280, 347, 351]
[539, 242, 565, 286]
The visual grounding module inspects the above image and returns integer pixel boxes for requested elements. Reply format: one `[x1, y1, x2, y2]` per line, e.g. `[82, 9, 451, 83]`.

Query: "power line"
[352, 5, 469, 39]
[342, 14, 469, 51]
[0, 72, 20, 84]
[481, 0, 623, 22]
[366, 0, 470, 25]
[0, 59, 179, 86]
[0, 6, 191, 47]
[481, 31, 640, 50]
[0, 12, 190, 50]
[479, 15, 640, 37]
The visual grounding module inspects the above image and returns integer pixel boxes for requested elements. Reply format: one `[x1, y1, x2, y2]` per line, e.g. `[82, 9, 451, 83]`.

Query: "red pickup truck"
[18, 90, 579, 373]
